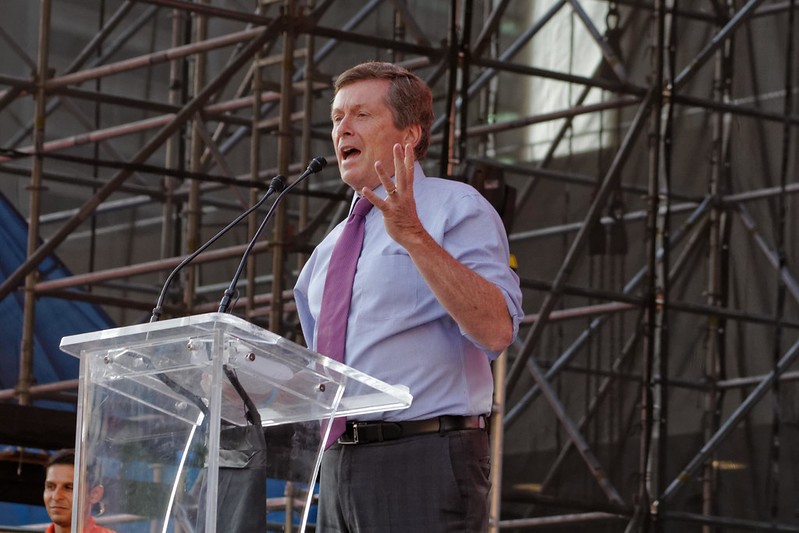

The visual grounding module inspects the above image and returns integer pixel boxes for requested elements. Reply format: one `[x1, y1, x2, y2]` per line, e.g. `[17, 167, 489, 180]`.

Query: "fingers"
[360, 184, 381, 206]
[373, 159, 393, 192]
[367, 142, 415, 205]
[388, 142, 415, 194]
[402, 141, 414, 174]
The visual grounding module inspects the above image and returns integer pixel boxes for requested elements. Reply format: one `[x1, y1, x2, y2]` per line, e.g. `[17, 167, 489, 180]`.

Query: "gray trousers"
[317, 428, 491, 532]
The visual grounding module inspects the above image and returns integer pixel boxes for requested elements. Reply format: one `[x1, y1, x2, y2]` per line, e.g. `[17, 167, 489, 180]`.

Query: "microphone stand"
[217, 157, 327, 314]
[149, 175, 286, 323]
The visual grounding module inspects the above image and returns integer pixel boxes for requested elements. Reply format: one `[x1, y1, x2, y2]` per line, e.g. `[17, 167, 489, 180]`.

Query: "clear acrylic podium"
[60, 312, 412, 532]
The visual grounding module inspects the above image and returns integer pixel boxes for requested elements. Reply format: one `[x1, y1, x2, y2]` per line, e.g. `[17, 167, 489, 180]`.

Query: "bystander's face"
[44, 464, 74, 528]
[331, 79, 418, 193]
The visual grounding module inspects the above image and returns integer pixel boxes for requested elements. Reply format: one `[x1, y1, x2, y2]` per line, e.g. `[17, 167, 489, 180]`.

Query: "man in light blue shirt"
[294, 61, 523, 532]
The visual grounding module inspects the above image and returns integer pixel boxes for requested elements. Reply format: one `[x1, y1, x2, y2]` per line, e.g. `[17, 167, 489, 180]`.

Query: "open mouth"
[341, 147, 360, 160]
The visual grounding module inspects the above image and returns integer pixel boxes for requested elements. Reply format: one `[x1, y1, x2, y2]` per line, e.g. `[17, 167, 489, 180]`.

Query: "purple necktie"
[317, 197, 373, 448]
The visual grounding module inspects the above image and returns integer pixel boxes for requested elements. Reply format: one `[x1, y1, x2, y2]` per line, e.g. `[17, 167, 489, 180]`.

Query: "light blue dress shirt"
[294, 162, 524, 421]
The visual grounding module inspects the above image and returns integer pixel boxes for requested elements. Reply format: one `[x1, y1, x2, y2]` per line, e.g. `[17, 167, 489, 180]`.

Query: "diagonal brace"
[505, 87, 656, 397]
[0, 19, 285, 302]
[655, 336, 799, 506]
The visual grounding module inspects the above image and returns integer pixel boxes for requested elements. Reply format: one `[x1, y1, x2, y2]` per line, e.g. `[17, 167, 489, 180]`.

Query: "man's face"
[331, 78, 416, 192]
[44, 464, 74, 527]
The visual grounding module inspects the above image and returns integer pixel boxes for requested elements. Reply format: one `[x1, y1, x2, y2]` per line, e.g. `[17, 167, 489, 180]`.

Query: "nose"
[334, 115, 352, 138]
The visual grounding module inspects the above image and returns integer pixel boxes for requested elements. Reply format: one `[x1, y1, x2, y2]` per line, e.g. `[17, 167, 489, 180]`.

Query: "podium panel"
[60, 312, 412, 532]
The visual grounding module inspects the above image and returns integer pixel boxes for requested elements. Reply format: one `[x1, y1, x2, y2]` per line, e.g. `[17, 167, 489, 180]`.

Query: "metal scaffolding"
[0, 0, 797, 531]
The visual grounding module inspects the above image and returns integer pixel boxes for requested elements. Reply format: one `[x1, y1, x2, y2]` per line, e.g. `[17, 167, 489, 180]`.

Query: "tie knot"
[352, 197, 373, 218]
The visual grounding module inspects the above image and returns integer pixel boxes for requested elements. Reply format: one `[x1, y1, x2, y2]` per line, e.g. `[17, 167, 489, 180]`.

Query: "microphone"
[149, 174, 287, 322]
[217, 157, 327, 313]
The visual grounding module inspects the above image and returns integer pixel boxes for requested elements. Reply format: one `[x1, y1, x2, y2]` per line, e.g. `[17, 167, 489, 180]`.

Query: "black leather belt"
[337, 415, 486, 445]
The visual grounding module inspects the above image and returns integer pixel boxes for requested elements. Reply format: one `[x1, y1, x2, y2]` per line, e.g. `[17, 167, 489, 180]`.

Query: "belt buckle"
[338, 422, 361, 445]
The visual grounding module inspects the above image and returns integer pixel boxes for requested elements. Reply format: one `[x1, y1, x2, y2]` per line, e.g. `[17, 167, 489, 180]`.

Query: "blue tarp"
[0, 191, 115, 526]
[0, 191, 115, 395]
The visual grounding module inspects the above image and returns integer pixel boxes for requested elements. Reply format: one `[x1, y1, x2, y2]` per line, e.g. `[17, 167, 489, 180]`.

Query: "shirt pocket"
[352, 253, 422, 321]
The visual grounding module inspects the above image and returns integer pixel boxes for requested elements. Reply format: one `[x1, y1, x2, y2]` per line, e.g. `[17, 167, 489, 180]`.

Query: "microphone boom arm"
[149, 175, 286, 322]
[217, 157, 327, 314]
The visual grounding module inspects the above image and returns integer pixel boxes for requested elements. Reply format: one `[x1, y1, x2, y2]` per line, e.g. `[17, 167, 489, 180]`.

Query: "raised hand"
[361, 142, 426, 249]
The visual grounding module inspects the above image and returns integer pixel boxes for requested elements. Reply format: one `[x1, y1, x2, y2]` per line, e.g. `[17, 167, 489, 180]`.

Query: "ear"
[88, 484, 104, 505]
[403, 123, 422, 153]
